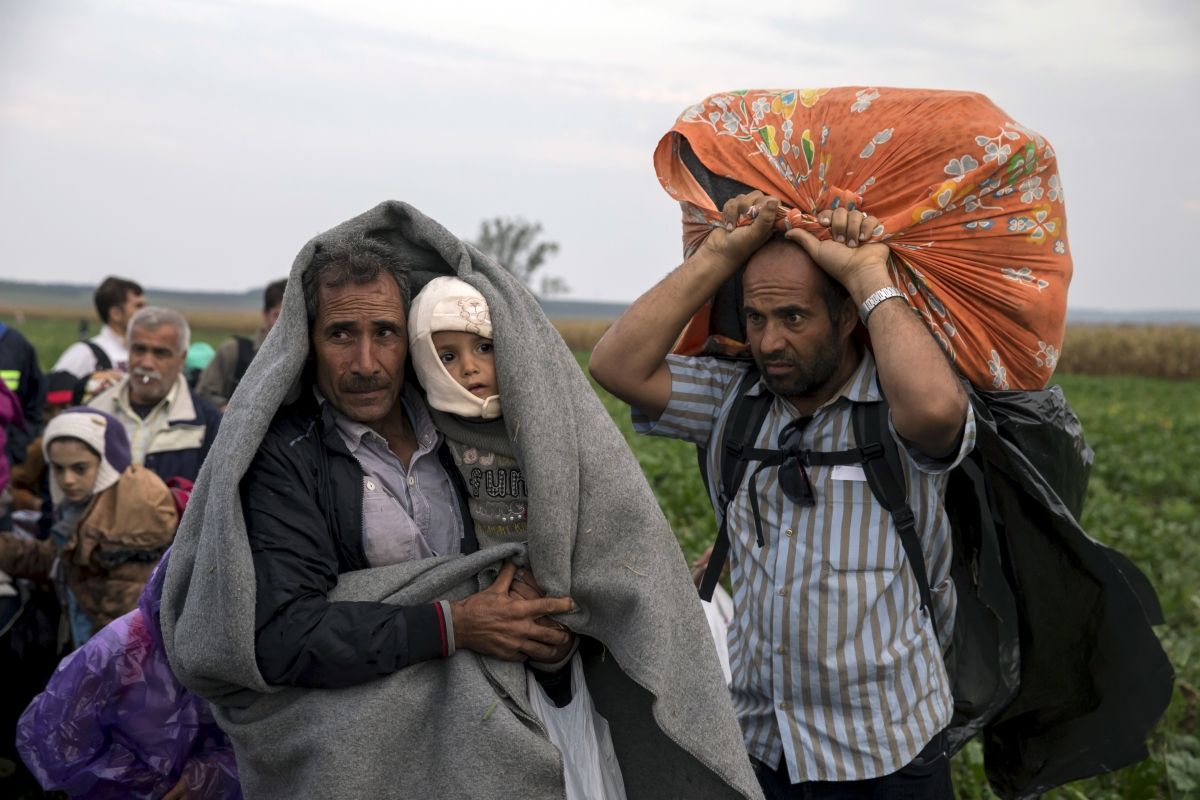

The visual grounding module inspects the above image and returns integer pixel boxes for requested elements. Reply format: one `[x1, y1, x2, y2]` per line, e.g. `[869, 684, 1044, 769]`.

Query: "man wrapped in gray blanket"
[160, 201, 764, 800]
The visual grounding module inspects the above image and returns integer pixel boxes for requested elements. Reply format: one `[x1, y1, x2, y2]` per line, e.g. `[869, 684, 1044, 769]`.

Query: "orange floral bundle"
[654, 87, 1071, 390]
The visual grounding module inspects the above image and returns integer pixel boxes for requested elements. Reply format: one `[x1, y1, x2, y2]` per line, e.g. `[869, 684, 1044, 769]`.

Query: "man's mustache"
[131, 367, 163, 385]
[340, 376, 391, 393]
[759, 351, 796, 367]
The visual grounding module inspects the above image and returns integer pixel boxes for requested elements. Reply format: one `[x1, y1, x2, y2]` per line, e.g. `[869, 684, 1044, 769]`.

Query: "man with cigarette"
[89, 307, 221, 483]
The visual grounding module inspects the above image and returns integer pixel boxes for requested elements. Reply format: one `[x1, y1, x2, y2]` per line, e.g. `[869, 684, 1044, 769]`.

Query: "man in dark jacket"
[244, 236, 574, 688]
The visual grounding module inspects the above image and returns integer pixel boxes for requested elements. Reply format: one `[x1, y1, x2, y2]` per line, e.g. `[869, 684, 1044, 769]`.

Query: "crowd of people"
[0, 193, 975, 800]
[6, 192, 1175, 800]
[0, 276, 284, 797]
[0, 82, 1168, 800]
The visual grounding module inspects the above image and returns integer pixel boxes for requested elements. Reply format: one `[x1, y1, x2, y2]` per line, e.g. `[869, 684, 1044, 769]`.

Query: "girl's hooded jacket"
[0, 408, 178, 640]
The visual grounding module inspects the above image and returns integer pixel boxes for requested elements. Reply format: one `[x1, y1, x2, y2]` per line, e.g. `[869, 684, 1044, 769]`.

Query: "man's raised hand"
[785, 208, 890, 301]
[696, 192, 780, 275]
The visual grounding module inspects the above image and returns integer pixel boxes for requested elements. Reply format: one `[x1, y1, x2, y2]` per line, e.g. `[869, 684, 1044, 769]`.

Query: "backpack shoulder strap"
[698, 365, 771, 601]
[851, 398, 936, 632]
[84, 340, 113, 370]
[232, 335, 255, 387]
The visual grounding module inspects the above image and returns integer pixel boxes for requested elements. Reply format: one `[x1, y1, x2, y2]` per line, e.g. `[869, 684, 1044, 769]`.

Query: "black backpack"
[231, 335, 255, 393]
[83, 340, 113, 372]
[695, 364, 1173, 798]
[67, 341, 115, 404]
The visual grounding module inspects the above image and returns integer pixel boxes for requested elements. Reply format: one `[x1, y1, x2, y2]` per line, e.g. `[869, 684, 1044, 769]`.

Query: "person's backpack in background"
[231, 335, 255, 393]
[69, 342, 114, 405]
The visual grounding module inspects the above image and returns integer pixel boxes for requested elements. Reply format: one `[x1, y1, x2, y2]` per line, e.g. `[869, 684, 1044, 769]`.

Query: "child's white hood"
[409, 276, 502, 420]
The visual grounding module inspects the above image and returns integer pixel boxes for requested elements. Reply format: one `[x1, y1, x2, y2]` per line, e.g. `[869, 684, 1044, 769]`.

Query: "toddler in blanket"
[410, 280, 629, 800]
[408, 276, 579, 695]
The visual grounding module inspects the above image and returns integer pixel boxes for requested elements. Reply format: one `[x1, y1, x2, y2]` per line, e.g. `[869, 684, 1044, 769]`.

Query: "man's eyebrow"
[743, 303, 807, 314]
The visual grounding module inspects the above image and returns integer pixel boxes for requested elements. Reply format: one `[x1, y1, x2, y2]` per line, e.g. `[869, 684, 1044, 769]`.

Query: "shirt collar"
[317, 384, 441, 454]
[834, 349, 881, 404]
[117, 372, 182, 418]
[97, 325, 125, 349]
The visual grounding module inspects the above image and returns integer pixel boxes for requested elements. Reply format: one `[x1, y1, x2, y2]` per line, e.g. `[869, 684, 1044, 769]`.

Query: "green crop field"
[3, 309, 1197, 797]
[1, 311, 260, 374]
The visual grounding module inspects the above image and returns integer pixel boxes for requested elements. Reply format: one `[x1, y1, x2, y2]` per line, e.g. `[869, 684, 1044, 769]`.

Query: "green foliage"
[2, 316, 88, 371]
[580, 354, 715, 561]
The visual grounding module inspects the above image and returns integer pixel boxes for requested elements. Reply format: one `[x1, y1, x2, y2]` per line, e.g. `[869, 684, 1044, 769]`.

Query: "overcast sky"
[1, 0, 1197, 310]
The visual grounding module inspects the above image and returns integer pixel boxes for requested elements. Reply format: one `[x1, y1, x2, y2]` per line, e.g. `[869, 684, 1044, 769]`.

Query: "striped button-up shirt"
[633, 351, 976, 782]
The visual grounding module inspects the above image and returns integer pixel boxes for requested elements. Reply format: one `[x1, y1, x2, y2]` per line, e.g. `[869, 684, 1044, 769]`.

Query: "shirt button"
[775, 645, 788, 655]
[784, 528, 794, 537]
[778, 700, 790, 711]
[407, 476, 415, 486]
[366, 481, 376, 491]
[778, 587, 788, 598]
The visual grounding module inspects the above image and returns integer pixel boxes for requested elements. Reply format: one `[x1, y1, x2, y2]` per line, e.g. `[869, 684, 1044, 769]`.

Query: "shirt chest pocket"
[360, 479, 423, 567]
[815, 467, 902, 572]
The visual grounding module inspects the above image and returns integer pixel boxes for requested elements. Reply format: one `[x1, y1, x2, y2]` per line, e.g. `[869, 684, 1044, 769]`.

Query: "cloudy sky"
[1, 0, 1196, 310]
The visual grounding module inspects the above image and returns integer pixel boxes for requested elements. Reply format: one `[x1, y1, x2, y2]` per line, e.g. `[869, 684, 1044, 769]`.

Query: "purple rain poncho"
[16, 552, 241, 798]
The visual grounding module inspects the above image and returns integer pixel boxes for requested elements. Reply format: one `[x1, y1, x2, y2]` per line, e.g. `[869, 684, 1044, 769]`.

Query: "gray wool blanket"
[160, 201, 762, 800]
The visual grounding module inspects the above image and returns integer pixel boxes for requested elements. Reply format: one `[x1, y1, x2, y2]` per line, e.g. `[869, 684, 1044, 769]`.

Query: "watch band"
[859, 286, 905, 324]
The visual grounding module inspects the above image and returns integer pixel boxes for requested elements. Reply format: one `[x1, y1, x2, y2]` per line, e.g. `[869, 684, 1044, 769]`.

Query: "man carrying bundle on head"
[594, 191, 970, 798]
[592, 88, 1171, 800]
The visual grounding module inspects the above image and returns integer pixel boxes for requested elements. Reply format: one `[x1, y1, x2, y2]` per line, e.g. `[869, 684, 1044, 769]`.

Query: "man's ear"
[838, 296, 859, 338]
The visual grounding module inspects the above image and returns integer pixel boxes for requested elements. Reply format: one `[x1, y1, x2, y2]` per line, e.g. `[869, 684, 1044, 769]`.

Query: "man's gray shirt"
[324, 385, 464, 565]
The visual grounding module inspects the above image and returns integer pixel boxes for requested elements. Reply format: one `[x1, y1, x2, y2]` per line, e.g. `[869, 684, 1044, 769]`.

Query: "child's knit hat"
[409, 276, 501, 419]
[42, 407, 131, 506]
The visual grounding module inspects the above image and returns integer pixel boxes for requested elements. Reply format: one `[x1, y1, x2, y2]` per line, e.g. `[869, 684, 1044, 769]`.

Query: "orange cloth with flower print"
[654, 87, 1071, 390]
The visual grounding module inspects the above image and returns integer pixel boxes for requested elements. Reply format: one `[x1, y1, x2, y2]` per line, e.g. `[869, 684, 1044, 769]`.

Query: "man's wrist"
[404, 603, 452, 663]
[437, 600, 456, 657]
[528, 637, 579, 672]
[845, 264, 894, 305]
[690, 245, 742, 281]
[859, 287, 907, 324]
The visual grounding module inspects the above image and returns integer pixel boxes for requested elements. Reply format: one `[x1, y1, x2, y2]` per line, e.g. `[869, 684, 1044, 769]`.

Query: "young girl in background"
[0, 407, 176, 648]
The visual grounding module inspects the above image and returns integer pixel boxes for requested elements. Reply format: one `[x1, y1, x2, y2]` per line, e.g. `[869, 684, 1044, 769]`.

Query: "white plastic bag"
[527, 653, 627, 800]
[701, 584, 734, 685]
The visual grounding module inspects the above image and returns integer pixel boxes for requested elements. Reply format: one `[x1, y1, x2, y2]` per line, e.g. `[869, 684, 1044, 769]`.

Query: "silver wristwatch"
[858, 286, 905, 324]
